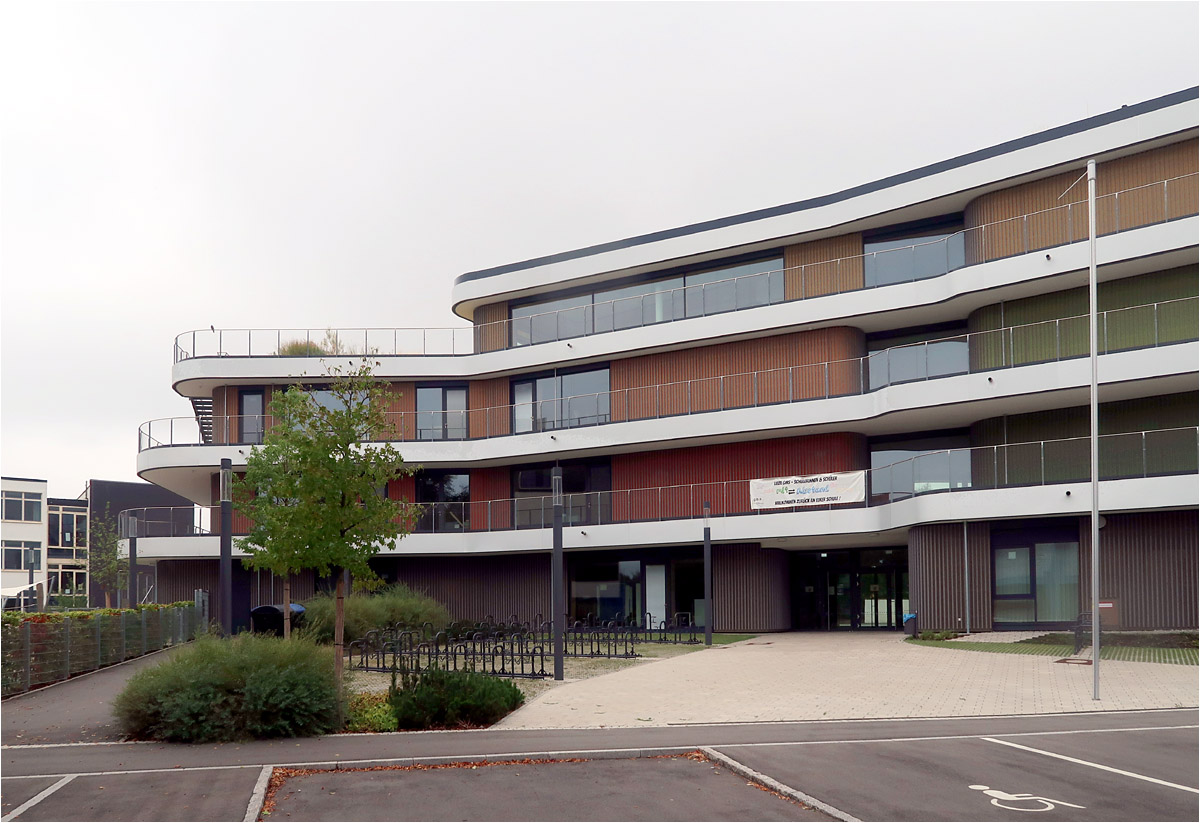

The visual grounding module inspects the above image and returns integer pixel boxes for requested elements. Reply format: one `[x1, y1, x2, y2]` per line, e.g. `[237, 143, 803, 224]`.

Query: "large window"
[415, 471, 469, 532]
[240, 389, 265, 445]
[863, 217, 966, 288]
[870, 432, 971, 503]
[2, 541, 41, 570]
[509, 256, 784, 346]
[2, 491, 42, 522]
[513, 367, 610, 433]
[992, 527, 1080, 626]
[512, 459, 611, 528]
[867, 325, 969, 390]
[416, 386, 468, 441]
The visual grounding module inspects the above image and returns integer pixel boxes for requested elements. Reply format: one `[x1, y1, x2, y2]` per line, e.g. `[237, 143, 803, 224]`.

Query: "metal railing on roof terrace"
[142, 297, 1198, 451]
[173, 174, 1198, 362]
[120, 427, 1198, 538]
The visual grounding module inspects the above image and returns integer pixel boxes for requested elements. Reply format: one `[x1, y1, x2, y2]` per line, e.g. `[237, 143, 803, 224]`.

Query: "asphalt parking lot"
[3, 710, 1196, 821]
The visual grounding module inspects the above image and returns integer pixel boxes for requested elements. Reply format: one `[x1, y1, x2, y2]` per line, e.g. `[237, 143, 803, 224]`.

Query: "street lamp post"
[703, 502, 713, 646]
[1086, 159, 1101, 700]
[551, 467, 564, 681]
[219, 458, 233, 636]
[127, 514, 138, 610]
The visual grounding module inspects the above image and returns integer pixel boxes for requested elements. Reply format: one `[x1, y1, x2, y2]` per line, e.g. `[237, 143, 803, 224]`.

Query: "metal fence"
[349, 612, 700, 679]
[1, 606, 203, 698]
[142, 296, 1199, 450]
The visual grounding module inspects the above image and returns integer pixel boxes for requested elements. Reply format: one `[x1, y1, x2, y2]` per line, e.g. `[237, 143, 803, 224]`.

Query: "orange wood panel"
[474, 302, 509, 353]
[469, 467, 512, 530]
[468, 377, 512, 438]
[964, 141, 1198, 263]
[783, 233, 865, 298]
[609, 327, 865, 421]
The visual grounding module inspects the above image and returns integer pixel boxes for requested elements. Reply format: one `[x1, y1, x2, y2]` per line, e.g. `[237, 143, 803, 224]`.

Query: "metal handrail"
[174, 173, 1198, 361]
[121, 427, 1198, 536]
[143, 296, 1198, 450]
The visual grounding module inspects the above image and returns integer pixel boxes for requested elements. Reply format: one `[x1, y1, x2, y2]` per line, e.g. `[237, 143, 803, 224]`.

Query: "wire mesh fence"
[1, 606, 203, 698]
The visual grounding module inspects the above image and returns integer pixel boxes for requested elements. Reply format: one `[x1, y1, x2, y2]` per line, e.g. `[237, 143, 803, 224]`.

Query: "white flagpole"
[1087, 159, 1100, 700]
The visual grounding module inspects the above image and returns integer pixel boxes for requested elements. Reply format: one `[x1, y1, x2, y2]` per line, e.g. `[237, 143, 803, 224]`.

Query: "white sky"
[2, 1, 1197, 500]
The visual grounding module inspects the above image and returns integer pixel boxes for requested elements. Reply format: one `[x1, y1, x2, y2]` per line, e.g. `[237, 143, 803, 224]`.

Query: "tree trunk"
[333, 568, 345, 729]
[283, 576, 291, 640]
[105, 590, 112, 608]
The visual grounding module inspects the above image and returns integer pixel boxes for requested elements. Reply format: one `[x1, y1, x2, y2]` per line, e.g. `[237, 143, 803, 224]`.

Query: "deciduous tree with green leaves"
[88, 506, 126, 608]
[235, 358, 419, 721]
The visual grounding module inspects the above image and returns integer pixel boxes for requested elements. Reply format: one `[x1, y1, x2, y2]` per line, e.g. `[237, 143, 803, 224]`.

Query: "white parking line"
[982, 737, 1200, 794]
[701, 747, 860, 822]
[1, 775, 76, 822]
[243, 765, 274, 822]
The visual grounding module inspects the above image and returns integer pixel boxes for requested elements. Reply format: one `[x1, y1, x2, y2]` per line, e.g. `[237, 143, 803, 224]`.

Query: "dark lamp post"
[219, 458, 233, 636]
[703, 501, 712, 646]
[551, 467, 564, 681]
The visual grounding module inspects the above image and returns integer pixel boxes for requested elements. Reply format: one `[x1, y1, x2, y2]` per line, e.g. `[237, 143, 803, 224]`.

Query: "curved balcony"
[120, 427, 1198, 547]
[143, 297, 1198, 452]
[173, 174, 1198, 363]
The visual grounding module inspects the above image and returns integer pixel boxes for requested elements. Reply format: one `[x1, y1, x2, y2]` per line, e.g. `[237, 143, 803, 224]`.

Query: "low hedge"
[114, 634, 341, 742]
[388, 668, 524, 730]
[300, 583, 451, 645]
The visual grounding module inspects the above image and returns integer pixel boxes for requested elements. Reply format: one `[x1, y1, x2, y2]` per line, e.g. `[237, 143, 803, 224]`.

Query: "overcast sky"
[2, 1, 1197, 500]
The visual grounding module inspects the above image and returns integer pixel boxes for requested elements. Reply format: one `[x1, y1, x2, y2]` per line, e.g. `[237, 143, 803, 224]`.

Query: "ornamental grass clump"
[387, 668, 524, 730]
[114, 634, 340, 743]
[300, 583, 451, 645]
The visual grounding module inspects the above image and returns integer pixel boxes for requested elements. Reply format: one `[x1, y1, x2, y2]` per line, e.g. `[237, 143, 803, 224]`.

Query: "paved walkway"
[495, 633, 1199, 729]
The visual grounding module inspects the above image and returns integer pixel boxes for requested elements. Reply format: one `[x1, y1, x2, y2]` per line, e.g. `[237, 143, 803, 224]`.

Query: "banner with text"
[749, 471, 866, 509]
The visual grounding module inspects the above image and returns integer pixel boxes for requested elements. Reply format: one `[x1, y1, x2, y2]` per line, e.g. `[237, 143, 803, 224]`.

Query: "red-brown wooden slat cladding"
[385, 553, 550, 622]
[468, 377, 512, 438]
[783, 234, 865, 298]
[907, 522, 993, 632]
[713, 543, 791, 632]
[473, 302, 509, 353]
[610, 327, 866, 421]
[611, 433, 868, 521]
[379, 382, 415, 440]
[964, 141, 1198, 263]
[1079, 510, 1198, 629]
[469, 467, 513, 530]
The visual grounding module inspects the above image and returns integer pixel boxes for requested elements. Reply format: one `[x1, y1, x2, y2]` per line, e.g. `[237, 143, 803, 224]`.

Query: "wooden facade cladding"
[154, 559, 317, 613]
[964, 141, 1198, 263]
[1078, 510, 1198, 630]
[211, 386, 273, 445]
[713, 543, 790, 632]
[966, 266, 1199, 370]
[609, 326, 866, 420]
[473, 302, 509, 353]
[380, 382, 416, 440]
[611, 433, 868, 520]
[468, 466, 512, 530]
[383, 553, 550, 623]
[468, 376, 511, 438]
[783, 233, 865, 298]
[908, 522, 993, 632]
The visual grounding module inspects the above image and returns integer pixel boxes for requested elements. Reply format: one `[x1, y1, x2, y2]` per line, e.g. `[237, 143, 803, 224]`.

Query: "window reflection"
[864, 220, 966, 288]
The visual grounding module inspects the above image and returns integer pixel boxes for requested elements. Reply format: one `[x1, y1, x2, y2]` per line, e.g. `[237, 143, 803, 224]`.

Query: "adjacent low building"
[133, 88, 1198, 634]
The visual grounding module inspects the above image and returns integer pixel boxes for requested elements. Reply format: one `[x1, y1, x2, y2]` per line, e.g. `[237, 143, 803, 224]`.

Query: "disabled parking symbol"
[969, 785, 1086, 812]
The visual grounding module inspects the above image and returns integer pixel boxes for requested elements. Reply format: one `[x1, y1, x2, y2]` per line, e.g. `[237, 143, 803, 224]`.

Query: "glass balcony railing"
[121, 427, 1197, 538]
[174, 173, 1198, 361]
[142, 297, 1197, 451]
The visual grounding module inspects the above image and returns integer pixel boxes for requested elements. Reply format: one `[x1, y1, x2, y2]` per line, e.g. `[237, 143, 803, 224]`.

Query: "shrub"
[917, 630, 961, 641]
[114, 634, 340, 742]
[300, 583, 451, 645]
[347, 692, 398, 732]
[277, 339, 328, 356]
[387, 668, 524, 730]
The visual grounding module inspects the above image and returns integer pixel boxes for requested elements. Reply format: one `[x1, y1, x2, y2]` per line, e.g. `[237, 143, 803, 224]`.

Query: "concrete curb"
[701, 746, 860, 822]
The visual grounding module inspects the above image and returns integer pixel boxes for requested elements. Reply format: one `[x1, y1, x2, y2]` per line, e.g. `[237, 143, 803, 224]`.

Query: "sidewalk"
[495, 632, 1199, 729]
[1, 647, 178, 744]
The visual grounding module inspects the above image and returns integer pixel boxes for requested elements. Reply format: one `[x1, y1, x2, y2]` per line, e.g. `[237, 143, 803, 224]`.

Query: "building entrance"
[792, 548, 908, 630]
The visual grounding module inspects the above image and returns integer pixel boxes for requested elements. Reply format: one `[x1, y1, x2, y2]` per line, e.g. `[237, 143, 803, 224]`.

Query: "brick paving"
[495, 632, 1200, 729]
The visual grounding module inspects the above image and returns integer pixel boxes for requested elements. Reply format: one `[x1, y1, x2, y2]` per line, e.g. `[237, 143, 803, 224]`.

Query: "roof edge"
[454, 86, 1199, 288]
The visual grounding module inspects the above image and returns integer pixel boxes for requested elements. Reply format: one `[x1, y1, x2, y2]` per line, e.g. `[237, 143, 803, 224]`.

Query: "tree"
[235, 358, 419, 721]
[88, 505, 127, 608]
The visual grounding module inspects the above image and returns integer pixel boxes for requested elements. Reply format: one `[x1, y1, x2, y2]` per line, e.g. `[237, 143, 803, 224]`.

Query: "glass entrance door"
[827, 570, 905, 629]
[859, 572, 894, 628]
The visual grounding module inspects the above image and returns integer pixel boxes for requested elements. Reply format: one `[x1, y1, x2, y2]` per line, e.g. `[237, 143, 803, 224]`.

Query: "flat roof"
[455, 86, 1198, 287]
